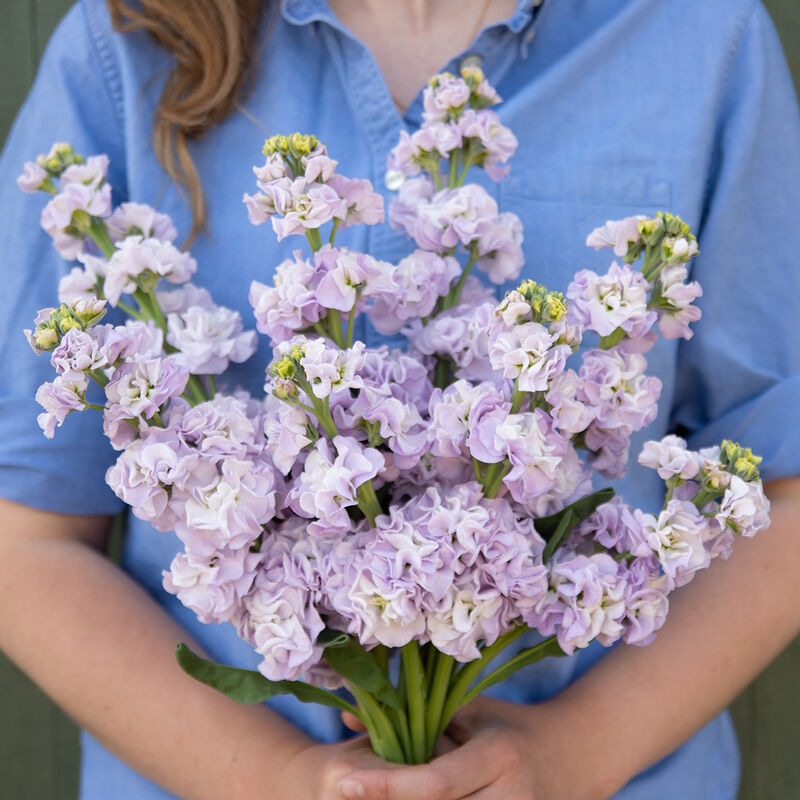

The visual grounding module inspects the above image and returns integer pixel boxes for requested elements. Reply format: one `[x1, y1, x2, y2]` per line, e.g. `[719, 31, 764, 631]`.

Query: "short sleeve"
[671, 3, 800, 483]
[0, 0, 127, 514]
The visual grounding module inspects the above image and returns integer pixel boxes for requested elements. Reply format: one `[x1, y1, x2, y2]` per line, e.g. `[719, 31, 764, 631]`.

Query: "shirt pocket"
[498, 167, 673, 288]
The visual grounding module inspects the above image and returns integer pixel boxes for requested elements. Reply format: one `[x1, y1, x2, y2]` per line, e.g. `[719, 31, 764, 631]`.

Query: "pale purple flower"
[655, 263, 703, 340]
[567, 263, 656, 340]
[104, 236, 197, 306]
[583, 422, 632, 480]
[427, 380, 487, 457]
[173, 458, 277, 555]
[388, 176, 436, 236]
[578, 348, 661, 431]
[103, 357, 189, 446]
[386, 130, 423, 178]
[17, 161, 49, 193]
[497, 410, 567, 503]
[287, 436, 383, 534]
[263, 395, 313, 475]
[716, 475, 771, 538]
[422, 74, 471, 123]
[474, 211, 524, 284]
[50, 328, 108, 379]
[458, 109, 518, 182]
[166, 303, 257, 374]
[367, 250, 460, 335]
[586, 216, 645, 258]
[641, 499, 712, 588]
[60, 155, 109, 190]
[40, 182, 112, 259]
[621, 568, 670, 647]
[271, 178, 348, 240]
[411, 122, 462, 157]
[327, 175, 385, 229]
[315, 246, 392, 312]
[177, 394, 267, 461]
[249, 251, 323, 344]
[302, 152, 338, 183]
[298, 339, 366, 399]
[58, 251, 107, 303]
[106, 202, 178, 244]
[488, 321, 570, 391]
[239, 571, 325, 681]
[545, 369, 594, 435]
[638, 435, 700, 481]
[35, 374, 89, 438]
[105, 425, 203, 531]
[95, 319, 164, 365]
[163, 546, 263, 625]
[550, 552, 628, 655]
[427, 580, 506, 661]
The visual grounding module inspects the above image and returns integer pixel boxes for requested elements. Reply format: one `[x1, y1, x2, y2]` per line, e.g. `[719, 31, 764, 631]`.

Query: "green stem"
[348, 684, 406, 764]
[356, 480, 384, 526]
[327, 308, 345, 347]
[510, 378, 526, 414]
[345, 298, 359, 348]
[402, 642, 427, 764]
[442, 252, 477, 310]
[207, 375, 217, 398]
[437, 626, 527, 739]
[328, 218, 341, 246]
[448, 152, 459, 188]
[88, 219, 116, 259]
[424, 652, 455, 760]
[433, 356, 451, 389]
[482, 460, 511, 499]
[185, 375, 208, 406]
[88, 369, 109, 388]
[116, 300, 146, 321]
[597, 326, 627, 350]
[84, 402, 106, 412]
[432, 171, 443, 191]
[305, 228, 323, 253]
[456, 155, 474, 187]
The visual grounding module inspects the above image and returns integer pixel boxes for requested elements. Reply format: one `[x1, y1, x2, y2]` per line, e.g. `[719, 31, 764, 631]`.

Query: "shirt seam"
[81, 0, 126, 142]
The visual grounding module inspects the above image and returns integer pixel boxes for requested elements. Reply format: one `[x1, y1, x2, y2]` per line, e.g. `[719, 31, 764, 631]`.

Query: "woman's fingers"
[337, 735, 499, 800]
[341, 711, 368, 732]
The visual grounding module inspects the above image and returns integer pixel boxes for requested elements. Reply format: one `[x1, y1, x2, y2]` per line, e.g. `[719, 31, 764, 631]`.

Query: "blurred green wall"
[1, 1, 798, 798]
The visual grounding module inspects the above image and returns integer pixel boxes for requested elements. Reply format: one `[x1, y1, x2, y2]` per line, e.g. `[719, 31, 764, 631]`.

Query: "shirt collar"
[280, 0, 545, 32]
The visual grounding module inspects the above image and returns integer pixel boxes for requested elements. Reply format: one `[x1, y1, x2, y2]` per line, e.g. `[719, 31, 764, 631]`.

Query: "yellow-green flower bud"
[638, 216, 665, 246]
[272, 356, 296, 381]
[288, 133, 318, 158]
[33, 327, 59, 351]
[516, 280, 567, 323]
[461, 64, 485, 87]
[290, 344, 305, 362]
[720, 439, 762, 481]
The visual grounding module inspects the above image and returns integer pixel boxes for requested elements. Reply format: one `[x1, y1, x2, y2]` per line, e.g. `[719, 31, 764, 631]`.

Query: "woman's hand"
[335, 696, 603, 800]
[272, 736, 404, 800]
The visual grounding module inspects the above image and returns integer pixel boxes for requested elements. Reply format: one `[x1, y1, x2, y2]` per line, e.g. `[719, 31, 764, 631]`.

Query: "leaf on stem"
[321, 634, 403, 710]
[175, 643, 362, 718]
[535, 487, 615, 542]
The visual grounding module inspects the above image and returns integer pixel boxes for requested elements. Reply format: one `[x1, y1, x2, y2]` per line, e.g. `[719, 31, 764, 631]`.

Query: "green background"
[1, 1, 799, 798]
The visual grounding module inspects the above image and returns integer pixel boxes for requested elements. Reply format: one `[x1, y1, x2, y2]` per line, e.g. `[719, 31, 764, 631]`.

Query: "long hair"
[107, 0, 265, 244]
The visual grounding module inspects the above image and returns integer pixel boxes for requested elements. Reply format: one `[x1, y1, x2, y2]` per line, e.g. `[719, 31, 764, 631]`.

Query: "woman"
[0, 0, 798, 798]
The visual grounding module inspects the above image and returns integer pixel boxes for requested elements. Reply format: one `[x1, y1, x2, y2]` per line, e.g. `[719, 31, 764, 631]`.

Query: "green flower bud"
[638, 216, 665, 247]
[515, 280, 567, 323]
[33, 326, 59, 351]
[272, 356, 296, 381]
[720, 439, 762, 481]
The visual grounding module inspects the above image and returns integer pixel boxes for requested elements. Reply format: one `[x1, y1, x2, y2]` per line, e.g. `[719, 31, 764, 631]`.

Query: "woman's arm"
[0, 497, 391, 800]
[335, 477, 800, 800]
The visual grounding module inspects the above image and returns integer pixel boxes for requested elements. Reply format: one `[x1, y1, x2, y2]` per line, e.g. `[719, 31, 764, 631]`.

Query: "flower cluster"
[21, 66, 770, 765]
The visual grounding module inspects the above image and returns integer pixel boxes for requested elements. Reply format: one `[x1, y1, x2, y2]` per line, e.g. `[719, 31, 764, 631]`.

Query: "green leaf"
[534, 487, 615, 541]
[322, 636, 402, 711]
[175, 643, 362, 718]
[462, 637, 565, 705]
[541, 508, 576, 564]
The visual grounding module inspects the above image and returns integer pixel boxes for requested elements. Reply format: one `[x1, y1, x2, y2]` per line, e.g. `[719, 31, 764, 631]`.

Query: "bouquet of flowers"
[19, 67, 771, 765]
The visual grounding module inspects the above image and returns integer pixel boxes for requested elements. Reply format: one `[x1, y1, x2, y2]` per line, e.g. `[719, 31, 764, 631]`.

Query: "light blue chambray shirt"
[1, 0, 799, 797]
